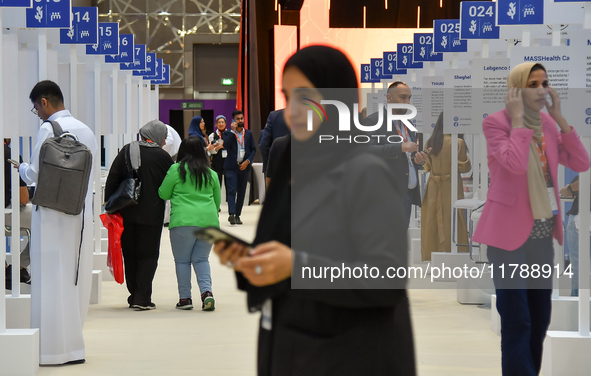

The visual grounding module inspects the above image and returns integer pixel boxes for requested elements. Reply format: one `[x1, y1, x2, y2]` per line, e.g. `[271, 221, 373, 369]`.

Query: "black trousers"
[487, 237, 554, 376]
[121, 220, 163, 306]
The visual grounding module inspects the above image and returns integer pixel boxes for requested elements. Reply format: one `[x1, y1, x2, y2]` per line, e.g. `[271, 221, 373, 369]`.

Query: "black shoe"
[228, 214, 236, 225]
[201, 291, 215, 311]
[135, 302, 156, 311]
[65, 359, 85, 365]
[176, 298, 193, 310]
[235, 216, 243, 225]
[20, 268, 31, 284]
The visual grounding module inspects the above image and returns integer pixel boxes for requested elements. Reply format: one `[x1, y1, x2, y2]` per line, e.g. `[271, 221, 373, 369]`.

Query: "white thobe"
[163, 124, 181, 158]
[19, 110, 98, 365]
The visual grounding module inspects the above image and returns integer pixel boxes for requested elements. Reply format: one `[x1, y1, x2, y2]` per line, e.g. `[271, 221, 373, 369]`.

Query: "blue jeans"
[487, 237, 554, 376]
[169, 226, 213, 299]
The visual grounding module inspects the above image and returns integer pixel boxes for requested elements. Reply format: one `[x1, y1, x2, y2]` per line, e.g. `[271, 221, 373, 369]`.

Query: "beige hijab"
[507, 63, 552, 220]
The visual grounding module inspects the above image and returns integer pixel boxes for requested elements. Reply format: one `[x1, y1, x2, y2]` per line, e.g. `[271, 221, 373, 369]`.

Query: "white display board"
[472, 58, 511, 131]
[510, 46, 572, 105]
[366, 90, 385, 117]
[444, 68, 474, 134]
[566, 29, 591, 136]
[408, 71, 424, 132]
[422, 75, 445, 131]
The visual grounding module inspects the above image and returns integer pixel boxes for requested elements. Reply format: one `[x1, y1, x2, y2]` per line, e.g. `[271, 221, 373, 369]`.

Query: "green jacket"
[158, 163, 221, 229]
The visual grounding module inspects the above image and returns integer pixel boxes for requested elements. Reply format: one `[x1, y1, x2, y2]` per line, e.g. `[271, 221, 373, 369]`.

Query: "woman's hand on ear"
[546, 87, 570, 133]
[505, 88, 524, 125]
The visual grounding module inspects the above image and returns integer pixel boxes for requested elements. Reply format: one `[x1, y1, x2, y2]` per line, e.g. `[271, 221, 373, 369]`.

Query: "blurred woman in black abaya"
[214, 45, 416, 375]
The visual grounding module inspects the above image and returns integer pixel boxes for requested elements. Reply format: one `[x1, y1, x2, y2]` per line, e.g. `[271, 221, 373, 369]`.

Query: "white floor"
[30, 204, 509, 376]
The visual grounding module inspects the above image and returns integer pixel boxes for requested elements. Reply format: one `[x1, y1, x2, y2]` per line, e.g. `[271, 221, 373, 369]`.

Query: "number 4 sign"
[460, 1, 500, 39]
[60, 7, 98, 45]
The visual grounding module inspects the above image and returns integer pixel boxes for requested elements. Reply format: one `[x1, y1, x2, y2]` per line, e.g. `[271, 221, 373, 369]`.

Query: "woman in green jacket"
[159, 136, 221, 310]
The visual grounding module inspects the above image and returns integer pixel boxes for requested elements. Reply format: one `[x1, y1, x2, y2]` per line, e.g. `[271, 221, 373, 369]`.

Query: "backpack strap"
[45, 120, 65, 137]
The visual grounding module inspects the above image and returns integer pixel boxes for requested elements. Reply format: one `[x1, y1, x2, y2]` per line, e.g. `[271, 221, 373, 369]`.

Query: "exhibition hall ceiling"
[96, 0, 241, 87]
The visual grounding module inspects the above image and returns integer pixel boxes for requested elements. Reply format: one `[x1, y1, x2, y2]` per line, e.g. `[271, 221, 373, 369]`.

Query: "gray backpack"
[31, 120, 92, 216]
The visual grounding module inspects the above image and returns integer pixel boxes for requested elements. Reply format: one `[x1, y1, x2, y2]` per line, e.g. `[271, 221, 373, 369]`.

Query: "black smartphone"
[194, 227, 252, 247]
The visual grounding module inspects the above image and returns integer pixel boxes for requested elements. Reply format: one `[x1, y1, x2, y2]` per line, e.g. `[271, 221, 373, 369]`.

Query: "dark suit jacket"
[222, 128, 256, 171]
[259, 109, 290, 173]
[236, 141, 416, 376]
[363, 108, 422, 206]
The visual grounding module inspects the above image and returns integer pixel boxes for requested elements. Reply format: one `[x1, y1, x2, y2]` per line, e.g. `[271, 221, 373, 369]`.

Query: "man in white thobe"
[162, 124, 181, 225]
[17, 80, 97, 365]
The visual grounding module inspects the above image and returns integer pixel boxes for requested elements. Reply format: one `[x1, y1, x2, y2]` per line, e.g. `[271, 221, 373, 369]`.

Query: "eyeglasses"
[31, 106, 38, 116]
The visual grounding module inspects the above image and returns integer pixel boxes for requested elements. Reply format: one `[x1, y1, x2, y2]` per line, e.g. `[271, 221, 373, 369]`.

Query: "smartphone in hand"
[194, 227, 252, 247]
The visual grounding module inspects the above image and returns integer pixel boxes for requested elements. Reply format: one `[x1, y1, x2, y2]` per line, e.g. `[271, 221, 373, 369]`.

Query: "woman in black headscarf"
[105, 120, 174, 310]
[214, 46, 415, 375]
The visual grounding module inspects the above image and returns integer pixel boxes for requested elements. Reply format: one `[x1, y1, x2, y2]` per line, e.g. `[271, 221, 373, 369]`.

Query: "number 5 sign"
[433, 19, 468, 53]
[86, 22, 119, 55]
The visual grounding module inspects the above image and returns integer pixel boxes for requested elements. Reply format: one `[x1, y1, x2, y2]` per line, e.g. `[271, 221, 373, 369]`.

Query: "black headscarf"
[284, 45, 362, 182]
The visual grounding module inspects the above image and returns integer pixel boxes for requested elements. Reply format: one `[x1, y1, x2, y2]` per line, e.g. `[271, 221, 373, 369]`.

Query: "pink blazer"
[472, 109, 590, 251]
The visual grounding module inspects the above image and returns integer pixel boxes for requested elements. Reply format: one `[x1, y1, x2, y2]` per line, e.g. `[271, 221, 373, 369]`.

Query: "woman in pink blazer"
[473, 63, 590, 375]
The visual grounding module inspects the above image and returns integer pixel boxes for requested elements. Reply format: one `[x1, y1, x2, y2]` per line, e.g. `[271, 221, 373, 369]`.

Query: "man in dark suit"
[363, 82, 429, 228]
[259, 109, 290, 174]
[224, 110, 256, 225]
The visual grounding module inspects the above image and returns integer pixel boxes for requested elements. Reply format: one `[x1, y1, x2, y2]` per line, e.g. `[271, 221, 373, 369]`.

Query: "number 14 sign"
[60, 7, 98, 44]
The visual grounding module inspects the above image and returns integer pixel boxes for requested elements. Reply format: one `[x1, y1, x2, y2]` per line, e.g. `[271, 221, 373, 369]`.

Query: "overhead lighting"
[159, 11, 170, 16]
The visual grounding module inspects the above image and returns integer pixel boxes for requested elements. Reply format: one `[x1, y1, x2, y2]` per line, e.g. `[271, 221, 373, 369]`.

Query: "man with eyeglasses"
[16, 80, 97, 366]
[363, 81, 430, 228]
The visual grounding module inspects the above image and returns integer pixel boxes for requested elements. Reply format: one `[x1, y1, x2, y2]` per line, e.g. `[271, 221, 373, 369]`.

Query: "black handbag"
[104, 147, 142, 214]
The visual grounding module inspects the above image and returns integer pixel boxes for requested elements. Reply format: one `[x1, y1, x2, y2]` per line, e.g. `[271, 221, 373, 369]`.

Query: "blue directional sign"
[497, 0, 543, 25]
[150, 59, 164, 80]
[460, 1, 500, 39]
[86, 22, 119, 55]
[60, 7, 98, 45]
[433, 19, 468, 53]
[144, 57, 162, 79]
[397, 44, 423, 69]
[26, 0, 71, 28]
[0, 0, 32, 7]
[383, 52, 408, 75]
[361, 64, 375, 83]
[413, 33, 443, 62]
[121, 44, 146, 71]
[152, 64, 170, 85]
[134, 52, 156, 76]
[370, 58, 392, 81]
[105, 34, 134, 63]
